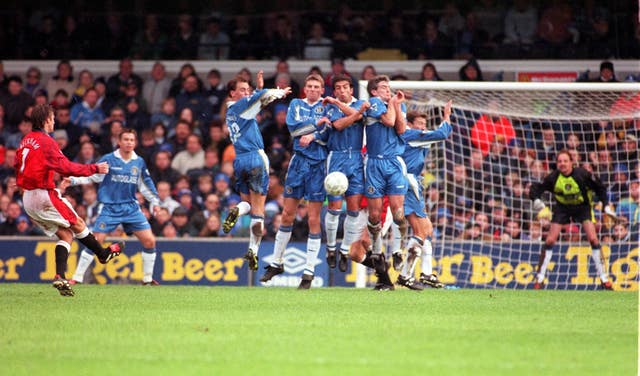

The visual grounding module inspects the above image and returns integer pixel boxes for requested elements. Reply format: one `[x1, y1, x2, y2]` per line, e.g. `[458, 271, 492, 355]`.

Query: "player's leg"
[224, 155, 257, 233]
[71, 232, 107, 284]
[348, 231, 394, 291]
[51, 227, 75, 296]
[534, 222, 561, 288]
[134, 228, 159, 285]
[396, 214, 424, 290]
[298, 200, 323, 289]
[260, 196, 299, 282]
[325, 198, 342, 269]
[583, 219, 612, 289]
[419, 216, 444, 288]
[223, 193, 251, 234]
[245, 190, 267, 271]
[339, 194, 362, 272]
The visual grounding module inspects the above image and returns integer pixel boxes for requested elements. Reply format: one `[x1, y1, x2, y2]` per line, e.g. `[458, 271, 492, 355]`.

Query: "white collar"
[114, 149, 138, 162]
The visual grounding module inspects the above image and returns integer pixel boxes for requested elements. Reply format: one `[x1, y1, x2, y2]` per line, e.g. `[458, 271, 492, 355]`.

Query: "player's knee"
[392, 209, 405, 225]
[367, 220, 381, 235]
[349, 239, 369, 262]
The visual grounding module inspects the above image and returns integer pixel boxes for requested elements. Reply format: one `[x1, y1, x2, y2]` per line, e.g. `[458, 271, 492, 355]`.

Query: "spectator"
[6, 117, 33, 149]
[198, 213, 222, 237]
[73, 141, 99, 165]
[591, 61, 618, 82]
[420, 62, 443, 81]
[71, 69, 95, 106]
[134, 128, 159, 164]
[458, 58, 484, 81]
[24, 67, 46, 98]
[130, 14, 167, 60]
[438, 3, 465, 39]
[0, 201, 22, 235]
[268, 14, 300, 60]
[105, 58, 144, 109]
[470, 102, 515, 156]
[198, 17, 230, 60]
[168, 14, 199, 59]
[303, 22, 333, 60]
[45, 60, 75, 102]
[191, 192, 221, 232]
[168, 119, 192, 155]
[123, 96, 150, 131]
[503, 0, 538, 56]
[0, 148, 16, 184]
[156, 180, 180, 215]
[150, 98, 178, 134]
[536, 124, 559, 165]
[418, 18, 453, 60]
[537, 0, 577, 58]
[175, 189, 197, 217]
[191, 173, 214, 208]
[264, 60, 300, 99]
[70, 87, 105, 134]
[171, 134, 205, 176]
[324, 58, 357, 97]
[170, 206, 197, 237]
[204, 69, 226, 120]
[169, 63, 203, 98]
[0, 76, 34, 132]
[360, 65, 377, 81]
[175, 74, 210, 131]
[611, 222, 631, 242]
[150, 150, 181, 184]
[142, 62, 171, 115]
[98, 120, 124, 154]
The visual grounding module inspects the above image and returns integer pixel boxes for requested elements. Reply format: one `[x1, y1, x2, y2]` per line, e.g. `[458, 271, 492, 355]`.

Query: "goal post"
[357, 80, 639, 290]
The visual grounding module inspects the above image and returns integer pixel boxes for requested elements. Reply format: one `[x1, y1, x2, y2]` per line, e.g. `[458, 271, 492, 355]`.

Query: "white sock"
[421, 238, 433, 275]
[537, 250, 553, 283]
[402, 236, 423, 277]
[368, 220, 382, 254]
[591, 248, 609, 282]
[272, 225, 292, 266]
[339, 211, 360, 255]
[391, 222, 402, 254]
[142, 249, 157, 283]
[249, 215, 264, 256]
[325, 209, 341, 249]
[72, 249, 95, 282]
[237, 201, 251, 216]
[304, 233, 321, 275]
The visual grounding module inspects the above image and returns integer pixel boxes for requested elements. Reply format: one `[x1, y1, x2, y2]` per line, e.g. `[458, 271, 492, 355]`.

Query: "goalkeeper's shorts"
[552, 203, 595, 224]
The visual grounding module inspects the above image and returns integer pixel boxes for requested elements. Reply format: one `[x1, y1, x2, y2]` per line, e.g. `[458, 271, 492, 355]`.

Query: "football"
[324, 171, 349, 196]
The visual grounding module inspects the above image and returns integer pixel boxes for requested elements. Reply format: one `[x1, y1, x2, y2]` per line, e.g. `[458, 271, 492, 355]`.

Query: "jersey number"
[229, 122, 241, 143]
[19, 148, 30, 174]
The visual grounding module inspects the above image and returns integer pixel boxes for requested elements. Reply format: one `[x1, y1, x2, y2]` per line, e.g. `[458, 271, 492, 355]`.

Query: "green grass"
[0, 284, 637, 376]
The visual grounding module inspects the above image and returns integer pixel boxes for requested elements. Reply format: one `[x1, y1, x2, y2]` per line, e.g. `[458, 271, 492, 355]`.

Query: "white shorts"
[23, 189, 79, 237]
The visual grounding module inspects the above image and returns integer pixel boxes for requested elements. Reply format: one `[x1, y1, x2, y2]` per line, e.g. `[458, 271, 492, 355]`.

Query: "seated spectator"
[0, 201, 22, 235]
[46, 60, 75, 102]
[191, 192, 221, 233]
[71, 69, 95, 106]
[70, 87, 105, 134]
[204, 69, 226, 120]
[458, 58, 484, 81]
[171, 206, 198, 237]
[0, 76, 34, 133]
[130, 15, 168, 60]
[150, 98, 178, 135]
[420, 62, 443, 81]
[24, 66, 46, 98]
[591, 61, 618, 82]
[151, 207, 172, 236]
[150, 150, 181, 184]
[198, 213, 222, 237]
[503, 0, 538, 54]
[5, 117, 32, 149]
[198, 17, 230, 60]
[303, 22, 333, 60]
[171, 134, 205, 176]
[123, 96, 150, 131]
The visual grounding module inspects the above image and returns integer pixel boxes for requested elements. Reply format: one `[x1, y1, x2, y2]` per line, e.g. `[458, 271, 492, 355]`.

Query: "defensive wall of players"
[0, 238, 636, 290]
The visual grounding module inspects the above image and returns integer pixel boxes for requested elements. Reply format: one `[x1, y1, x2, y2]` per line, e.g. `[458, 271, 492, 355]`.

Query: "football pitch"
[1, 284, 637, 375]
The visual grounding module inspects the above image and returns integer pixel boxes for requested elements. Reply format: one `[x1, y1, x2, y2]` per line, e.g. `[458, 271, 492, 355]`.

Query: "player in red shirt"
[15, 104, 124, 297]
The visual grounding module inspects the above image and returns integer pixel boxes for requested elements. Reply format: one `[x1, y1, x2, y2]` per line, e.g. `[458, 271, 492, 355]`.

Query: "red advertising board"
[517, 71, 579, 82]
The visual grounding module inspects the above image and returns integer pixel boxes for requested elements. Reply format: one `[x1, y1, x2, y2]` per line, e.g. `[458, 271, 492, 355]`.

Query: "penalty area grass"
[0, 284, 636, 376]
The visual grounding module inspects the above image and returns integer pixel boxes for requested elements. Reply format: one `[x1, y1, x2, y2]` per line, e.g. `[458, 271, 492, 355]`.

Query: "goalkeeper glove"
[604, 204, 617, 218]
[533, 199, 546, 212]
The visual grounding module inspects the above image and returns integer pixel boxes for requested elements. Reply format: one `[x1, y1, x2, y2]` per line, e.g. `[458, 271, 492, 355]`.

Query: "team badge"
[367, 186, 375, 194]
[565, 184, 572, 191]
[98, 222, 106, 230]
[131, 167, 138, 175]
[314, 106, 324, 114]
[286, 186, 293, 194]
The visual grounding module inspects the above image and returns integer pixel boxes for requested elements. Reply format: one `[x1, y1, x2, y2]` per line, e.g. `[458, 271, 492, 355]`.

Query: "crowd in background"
[0, 55, 637, 244]
[0, 0, 639, 60]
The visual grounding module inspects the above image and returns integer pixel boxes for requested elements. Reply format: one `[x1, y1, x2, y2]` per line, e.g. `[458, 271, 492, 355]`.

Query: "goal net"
[359, 81, 639, 291]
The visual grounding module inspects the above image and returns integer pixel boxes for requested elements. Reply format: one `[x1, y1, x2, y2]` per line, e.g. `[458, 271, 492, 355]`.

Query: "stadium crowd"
[0, 55, 637, 244]
[0, 0, 638, 60]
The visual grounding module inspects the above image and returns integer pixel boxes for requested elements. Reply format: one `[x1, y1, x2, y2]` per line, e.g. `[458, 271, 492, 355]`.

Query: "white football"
[324, 171, 349, 196]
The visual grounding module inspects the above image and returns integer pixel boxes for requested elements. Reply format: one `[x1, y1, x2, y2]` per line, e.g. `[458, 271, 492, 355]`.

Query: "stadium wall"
[0, 238, 636, 290]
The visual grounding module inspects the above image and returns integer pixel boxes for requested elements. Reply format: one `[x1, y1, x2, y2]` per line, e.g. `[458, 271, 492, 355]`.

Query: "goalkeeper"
[529, 150, 614, 290]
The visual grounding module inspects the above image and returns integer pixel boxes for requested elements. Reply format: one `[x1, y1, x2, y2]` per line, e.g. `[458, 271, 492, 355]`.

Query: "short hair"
[304, 73, 324, 85]
[31, 104, 54, 130]
[556, 149, 573, 162]
[407, 111, 427, 124]
[367, 75, 390, 96]
[119, 128, 137, 140]
[332, 74, 352, 89]
[226, 76, 249, 97]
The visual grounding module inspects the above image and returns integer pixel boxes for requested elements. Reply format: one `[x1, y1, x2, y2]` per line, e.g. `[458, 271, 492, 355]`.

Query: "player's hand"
[533, 199, 546, 212]
[96, 162, 109, 174]
[256, 70, 264, 90]
[359, 101, 371, 114]
[282, 86, 293, 96]
[299, 134, 315, 147]
[316, 117, 331, 127]
[443, 100, 453, 121]
[395, 90, 406, 102]
[59, 177, 71, 191]
[152, 205, 161, 217]
[322, 97, 336, 106]
[604, 204, 617, 218]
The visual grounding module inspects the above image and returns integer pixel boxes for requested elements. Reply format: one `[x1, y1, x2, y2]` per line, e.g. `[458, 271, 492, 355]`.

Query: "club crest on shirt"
[98, 222, 106, 230]
[367, 186, 375, 194]
[131, 167, 138, 175]
[314, 106, 324, 114]
[565, 184, 572, 191]
[285, 186, 293, 194]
